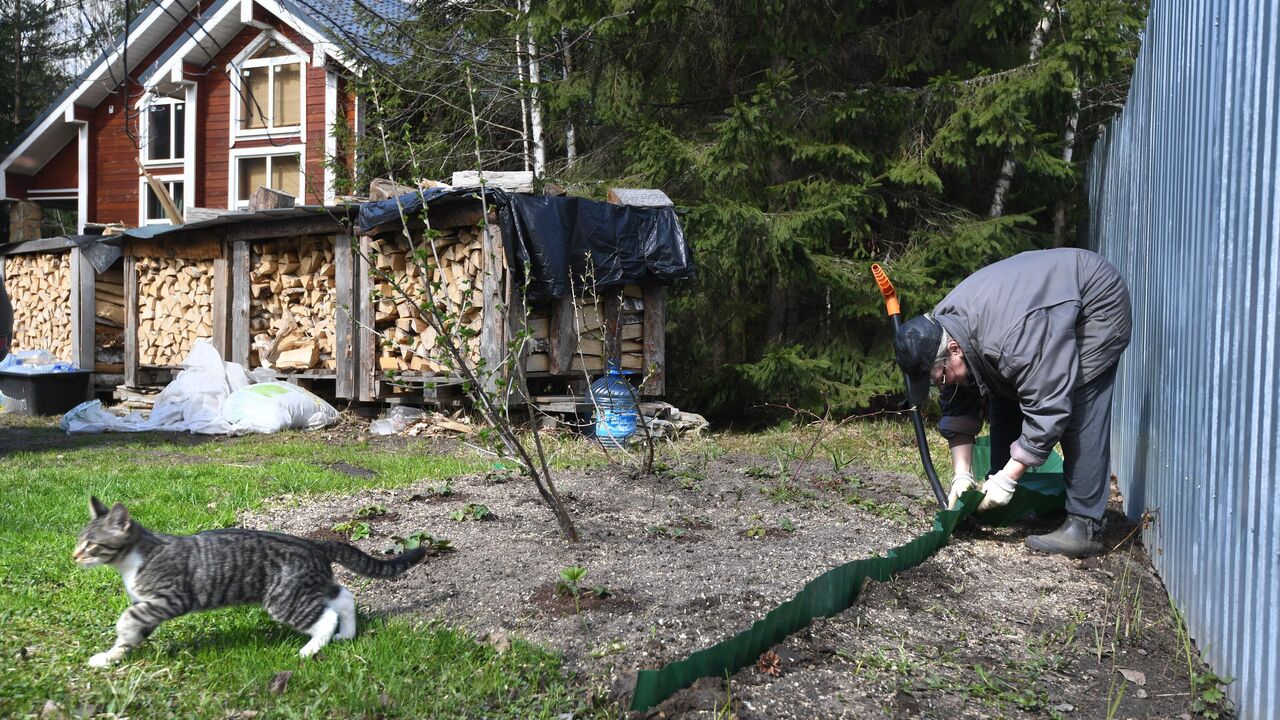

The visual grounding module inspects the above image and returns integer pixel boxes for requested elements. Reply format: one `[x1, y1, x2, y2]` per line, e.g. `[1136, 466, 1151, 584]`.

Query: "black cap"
[893, 315, 943, 408]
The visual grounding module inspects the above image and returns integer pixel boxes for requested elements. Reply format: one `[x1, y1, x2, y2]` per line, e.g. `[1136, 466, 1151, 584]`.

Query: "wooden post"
[334, 230, 355, 399]
[357, 234, 377, 401]
[504, 267, 528, 405]
[548, 297, 576, 375]
[641, 286, 666, 395]
[211, 244, 229, 358]
[123, 254, 139, 387]
[602, 289, 622, 369]
[136, 158, 184, 224]
[69, 247, 95, 371]
[479, 216, 505, 393]
[229, 240, 251, 367]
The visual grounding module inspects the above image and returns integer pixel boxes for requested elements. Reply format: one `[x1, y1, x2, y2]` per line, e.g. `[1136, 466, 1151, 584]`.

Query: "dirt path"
[246, 448, 1217, 719]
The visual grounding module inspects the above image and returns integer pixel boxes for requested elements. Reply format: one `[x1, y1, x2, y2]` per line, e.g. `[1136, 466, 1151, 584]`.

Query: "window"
[143, 180, 185, 224]
[145, 100, 185, 162]
[236, 153, 301, 205]
[238, 43, 302, 132]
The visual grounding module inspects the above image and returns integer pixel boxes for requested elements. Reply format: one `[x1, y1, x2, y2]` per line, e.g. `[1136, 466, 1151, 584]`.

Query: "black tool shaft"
[887, 313, 948, 507]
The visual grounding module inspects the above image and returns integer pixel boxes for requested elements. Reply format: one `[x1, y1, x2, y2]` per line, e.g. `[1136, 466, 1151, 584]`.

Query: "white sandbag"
[222, 382, 339, 434]
[142, 340, 238, 434]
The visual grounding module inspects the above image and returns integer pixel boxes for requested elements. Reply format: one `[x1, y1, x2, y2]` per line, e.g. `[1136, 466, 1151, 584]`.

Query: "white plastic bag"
[222, 382, 339, 434]
[0, 390, 25, 414]
[60, 400, 147, 433]
[370, 406, 425, 435]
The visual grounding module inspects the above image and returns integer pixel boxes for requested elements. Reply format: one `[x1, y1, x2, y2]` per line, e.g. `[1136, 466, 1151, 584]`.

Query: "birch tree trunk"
[520, 0, 545, 177]
[561, 31, 577, 167]
[989, 0, 1057, 218]
[1053, 86, 1082, 246]
[515, 36, 531, 172]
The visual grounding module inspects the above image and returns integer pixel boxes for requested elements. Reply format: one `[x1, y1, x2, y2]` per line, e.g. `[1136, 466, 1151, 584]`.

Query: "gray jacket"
[932, 248, 1131, 467]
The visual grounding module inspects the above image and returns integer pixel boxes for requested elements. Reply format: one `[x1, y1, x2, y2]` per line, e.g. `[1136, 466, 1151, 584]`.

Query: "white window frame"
[138, 176, 186, 226]
[140, 96, 187, 166]
[228, 145, 306, 208]
[228, 31, 308, 142]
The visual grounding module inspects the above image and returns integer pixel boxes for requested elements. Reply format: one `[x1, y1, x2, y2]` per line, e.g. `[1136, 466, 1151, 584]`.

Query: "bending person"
[893, 248, 1131, 557]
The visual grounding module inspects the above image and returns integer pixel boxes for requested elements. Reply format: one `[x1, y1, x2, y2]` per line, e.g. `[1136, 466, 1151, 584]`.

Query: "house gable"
[2, 0, 397, 236]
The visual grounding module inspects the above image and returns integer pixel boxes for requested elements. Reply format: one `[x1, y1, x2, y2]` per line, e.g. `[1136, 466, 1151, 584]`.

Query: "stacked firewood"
[249, 238, 337, 371]
[137, 257, 214, 366]
[95, 265, 126, 373]
[522, 287, 645, 373]
[370, 227, 491, 374]
[7, 252, 73, 360]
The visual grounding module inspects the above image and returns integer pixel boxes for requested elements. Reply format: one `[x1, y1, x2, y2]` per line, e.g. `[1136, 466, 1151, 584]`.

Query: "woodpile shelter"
[0, 187, 693, 408]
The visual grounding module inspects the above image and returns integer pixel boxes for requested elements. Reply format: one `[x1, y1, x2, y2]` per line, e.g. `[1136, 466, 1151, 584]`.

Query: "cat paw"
[88, 652, 119, 668]
[334, 629, 356, 641]
[298, 642, 323, 659]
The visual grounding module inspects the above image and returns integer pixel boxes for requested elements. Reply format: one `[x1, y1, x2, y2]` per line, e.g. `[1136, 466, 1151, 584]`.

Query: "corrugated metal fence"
[1086, 1, 1279, 716]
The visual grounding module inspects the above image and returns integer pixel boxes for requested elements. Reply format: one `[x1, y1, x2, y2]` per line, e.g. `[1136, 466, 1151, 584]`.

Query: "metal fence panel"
[1087, 1, 1280, 715]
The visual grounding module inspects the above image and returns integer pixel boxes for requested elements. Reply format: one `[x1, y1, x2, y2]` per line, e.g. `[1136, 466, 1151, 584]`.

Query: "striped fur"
[74, 497, 426, 666]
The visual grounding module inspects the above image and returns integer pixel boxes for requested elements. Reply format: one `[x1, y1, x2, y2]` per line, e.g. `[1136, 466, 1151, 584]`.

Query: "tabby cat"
[74, 497, 426, 667]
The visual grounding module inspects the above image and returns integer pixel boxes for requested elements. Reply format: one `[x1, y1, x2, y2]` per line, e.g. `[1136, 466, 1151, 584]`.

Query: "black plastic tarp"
[499, 194, 693, 302]
[356, 188, 694, 304]
[356, 186, 508, 232]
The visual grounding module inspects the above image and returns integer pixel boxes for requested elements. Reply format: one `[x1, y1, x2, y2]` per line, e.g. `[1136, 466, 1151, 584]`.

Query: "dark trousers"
[988, 363, 1118, 523]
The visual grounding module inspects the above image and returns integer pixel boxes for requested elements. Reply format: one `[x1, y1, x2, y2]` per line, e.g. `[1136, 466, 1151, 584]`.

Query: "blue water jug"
[589, 363, 638, 448]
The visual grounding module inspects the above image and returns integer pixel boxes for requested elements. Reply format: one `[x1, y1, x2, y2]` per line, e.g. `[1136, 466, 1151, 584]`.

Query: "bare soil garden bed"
[245, 447, 1227, 719]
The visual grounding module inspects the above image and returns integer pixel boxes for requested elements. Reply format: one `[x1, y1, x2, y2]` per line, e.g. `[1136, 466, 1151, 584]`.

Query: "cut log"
[276, 344, 319, 369]
[8, 251, 73, 360]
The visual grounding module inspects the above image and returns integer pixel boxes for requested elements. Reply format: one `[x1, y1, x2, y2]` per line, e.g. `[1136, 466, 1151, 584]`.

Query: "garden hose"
[870, 264, 947, 507]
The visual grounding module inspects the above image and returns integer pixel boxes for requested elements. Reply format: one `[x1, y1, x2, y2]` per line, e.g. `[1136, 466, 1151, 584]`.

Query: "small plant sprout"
[557, 565, 588, 598]
[826, 445, 855, 472]
[331, 520, 371, 541]
[353, 504, 388, 519]
[449, 503, 493, 522]
[382, 531, 453, 556]
[557, 565, 592, 618]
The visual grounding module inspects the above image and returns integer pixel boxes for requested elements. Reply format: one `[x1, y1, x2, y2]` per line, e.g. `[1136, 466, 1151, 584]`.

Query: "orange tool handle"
[870, 263, 900, 317]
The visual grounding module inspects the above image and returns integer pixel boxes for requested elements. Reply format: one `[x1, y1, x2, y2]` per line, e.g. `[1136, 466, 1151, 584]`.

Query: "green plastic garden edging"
[629, 437, 1068, 712]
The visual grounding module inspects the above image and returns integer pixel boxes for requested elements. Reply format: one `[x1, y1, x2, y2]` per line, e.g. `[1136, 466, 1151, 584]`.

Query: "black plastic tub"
[0, 370, 93, 416]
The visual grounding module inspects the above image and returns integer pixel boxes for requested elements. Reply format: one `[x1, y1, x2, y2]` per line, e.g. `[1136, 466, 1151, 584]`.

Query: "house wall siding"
[91, 100, 140, 225]
[28, 139, 78, 191]
[204, 13, 331, 207]
[86, 8, 205, 225]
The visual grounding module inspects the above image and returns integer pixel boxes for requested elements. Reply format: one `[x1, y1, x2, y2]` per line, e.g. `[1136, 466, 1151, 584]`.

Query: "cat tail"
[321, 542, 428, 578]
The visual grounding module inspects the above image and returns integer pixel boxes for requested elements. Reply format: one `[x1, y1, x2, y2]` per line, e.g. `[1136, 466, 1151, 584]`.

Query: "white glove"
[947, 470, 975, 509]
[977, 470, 1018, 512]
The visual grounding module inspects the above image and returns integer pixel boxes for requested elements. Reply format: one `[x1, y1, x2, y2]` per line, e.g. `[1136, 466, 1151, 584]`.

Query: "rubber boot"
[1025, 514, 1104, 558]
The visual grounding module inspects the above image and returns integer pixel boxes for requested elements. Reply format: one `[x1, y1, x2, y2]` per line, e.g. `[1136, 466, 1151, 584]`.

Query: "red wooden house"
[0, 0, 407, 239]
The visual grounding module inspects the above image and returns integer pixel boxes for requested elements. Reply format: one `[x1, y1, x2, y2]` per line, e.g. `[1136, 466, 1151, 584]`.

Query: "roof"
[285, 0, 414, 68]
[1, 0, 412, 186]
[119, 204, 357, 239]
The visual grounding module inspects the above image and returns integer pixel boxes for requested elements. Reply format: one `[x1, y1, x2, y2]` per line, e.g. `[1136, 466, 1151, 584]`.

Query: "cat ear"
[89, 496, 109, 519]
[107, 502, 131, 530]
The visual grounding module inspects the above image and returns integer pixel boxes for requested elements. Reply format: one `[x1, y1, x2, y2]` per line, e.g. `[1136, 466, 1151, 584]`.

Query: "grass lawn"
[0, 422, 610, 719]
